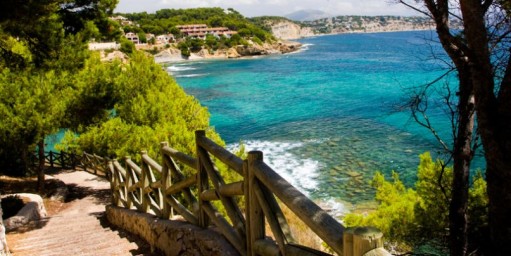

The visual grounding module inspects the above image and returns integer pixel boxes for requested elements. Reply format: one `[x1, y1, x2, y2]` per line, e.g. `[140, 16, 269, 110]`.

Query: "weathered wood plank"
[161, 145, 197, 169]
[165, 175, 197, 195]
[196, 130, 210, 228]
[197, 146, 247, 240]
[164, 195, 199, 225]
[218, 181, 244, 197]
[247, 154, 265, 256]
[202, 202, 246, 256]
[252, 180, 287, 254]
[196, 131, 243, 175]
[249, 151, 345, 255]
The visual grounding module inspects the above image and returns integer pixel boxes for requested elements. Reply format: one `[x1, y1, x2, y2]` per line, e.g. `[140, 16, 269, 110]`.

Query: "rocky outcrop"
[235, 44, 266, 56]
[226, 48, 241, 58]
[106, 205, 239, 256]
[277, 41, 302, 54]
[154, 40, 302, 63]
[3, 193, 47, 232]
[154, 48, 183, 62]
[101, 50, 129, 62]
[271, 21, 315, 40]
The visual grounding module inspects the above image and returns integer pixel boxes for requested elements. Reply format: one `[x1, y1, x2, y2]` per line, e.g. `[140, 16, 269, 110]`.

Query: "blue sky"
[115, 0, 422, 17]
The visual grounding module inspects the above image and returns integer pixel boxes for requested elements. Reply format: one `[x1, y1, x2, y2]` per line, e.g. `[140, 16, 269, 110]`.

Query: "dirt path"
[6, 170, 154, 256]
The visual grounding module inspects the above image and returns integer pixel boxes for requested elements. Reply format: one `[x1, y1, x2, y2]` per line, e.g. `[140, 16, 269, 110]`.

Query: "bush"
[343, 152, 488, 252]
[119, 38, 135, 54]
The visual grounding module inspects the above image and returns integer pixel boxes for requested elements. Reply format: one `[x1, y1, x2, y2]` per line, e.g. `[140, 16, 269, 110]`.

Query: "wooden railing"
[33, 151, 108, 178]
[40, 131, 388, 255]
[107, 130, 348, 256]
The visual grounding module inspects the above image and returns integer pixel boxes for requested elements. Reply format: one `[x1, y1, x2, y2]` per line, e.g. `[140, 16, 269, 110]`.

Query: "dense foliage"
[0, 1, 227, 182]
[117, 7, 273, 45]
[0, 0, 117, 176]
[57, 52, 224, 175]
[344, 152, 487, 253]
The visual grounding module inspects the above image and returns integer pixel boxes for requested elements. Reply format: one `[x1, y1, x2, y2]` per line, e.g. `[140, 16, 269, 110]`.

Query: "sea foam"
[228, 140, 322, 194]
[167, 65, 196, 72]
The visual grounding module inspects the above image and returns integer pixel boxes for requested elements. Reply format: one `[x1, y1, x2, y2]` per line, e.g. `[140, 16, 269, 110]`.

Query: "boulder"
[226, 48, 241, 58]
[3, 193, 47, 232]
[235, 45, 265, 56]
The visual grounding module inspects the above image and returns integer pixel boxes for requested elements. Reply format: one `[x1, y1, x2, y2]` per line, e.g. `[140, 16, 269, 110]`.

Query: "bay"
[168, 31, 483, 212]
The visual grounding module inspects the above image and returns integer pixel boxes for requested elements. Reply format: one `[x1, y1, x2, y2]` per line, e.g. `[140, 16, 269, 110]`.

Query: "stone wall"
[106, 205, 239, 256]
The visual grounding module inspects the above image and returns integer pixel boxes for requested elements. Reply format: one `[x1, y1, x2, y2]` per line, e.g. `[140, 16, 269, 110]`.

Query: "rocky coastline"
[152, 40, 302, 63]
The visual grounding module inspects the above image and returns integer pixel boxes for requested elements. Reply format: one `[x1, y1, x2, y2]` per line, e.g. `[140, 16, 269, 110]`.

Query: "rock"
[346, 170, 362, 178]
[3, 193, 47, 232]
[235, 45, 266, 56]
[101, 50, 128, 62]
[277, 41, 302, 54]
[226, 48, 241, 58]
[270, 21, 315, 40]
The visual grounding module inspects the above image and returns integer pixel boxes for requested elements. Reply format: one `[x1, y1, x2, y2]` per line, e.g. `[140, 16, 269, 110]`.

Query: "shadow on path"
[64, 183, 111, 205]
[91, 212, 163, 256]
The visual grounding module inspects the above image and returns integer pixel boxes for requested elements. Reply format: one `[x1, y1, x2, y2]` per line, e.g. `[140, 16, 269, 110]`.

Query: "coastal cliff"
[270, 21, 315, 40]
[152, 40, 302, 63]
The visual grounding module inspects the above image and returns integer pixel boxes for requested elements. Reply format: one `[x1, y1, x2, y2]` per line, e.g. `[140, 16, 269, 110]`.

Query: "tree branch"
[482, 0, 494, 13]
[398, 0, 433, 17]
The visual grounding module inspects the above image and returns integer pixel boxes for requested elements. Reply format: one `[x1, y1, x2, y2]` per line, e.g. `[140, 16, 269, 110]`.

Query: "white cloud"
[115, 0, 421, 17]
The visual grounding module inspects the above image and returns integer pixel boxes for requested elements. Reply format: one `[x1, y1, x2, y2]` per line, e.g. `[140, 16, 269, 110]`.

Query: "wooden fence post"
[195, 130, 210, 228]
[160, 141, 173, 219]
[247, 151, 265, 256]
[49, 151, 54, 168]
[243, 160, 251, 256]
[107, 160, 117, 205]
[343, 227, 389, 256]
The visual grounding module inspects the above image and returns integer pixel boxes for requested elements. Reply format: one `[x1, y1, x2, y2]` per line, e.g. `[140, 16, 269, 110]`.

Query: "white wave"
[316, 198, 352, 219]
[174, 73, 208, 78]
[289, 43, 314, 54]
[167, 65, 196, 72]
[228, 140, 322, 194]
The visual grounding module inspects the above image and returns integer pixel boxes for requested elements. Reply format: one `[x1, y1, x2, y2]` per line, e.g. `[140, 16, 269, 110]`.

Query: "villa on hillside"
[156, 34, 175, 44]
[125, 32, 139, 44]
[176, 24, 237, 39]
[110, 15, 133, 26]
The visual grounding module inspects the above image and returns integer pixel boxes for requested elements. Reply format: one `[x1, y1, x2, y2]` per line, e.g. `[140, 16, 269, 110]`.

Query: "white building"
[125, 32, 139, 44]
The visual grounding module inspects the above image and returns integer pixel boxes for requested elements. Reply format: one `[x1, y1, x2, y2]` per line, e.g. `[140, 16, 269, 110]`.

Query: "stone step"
[15, 230, 130, 255]
[17, 226, 119, 243]
[7, 170, 148, 255]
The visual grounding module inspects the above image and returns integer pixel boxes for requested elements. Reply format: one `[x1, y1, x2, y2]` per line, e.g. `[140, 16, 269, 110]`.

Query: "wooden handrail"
[196, 132, 243, 175]
[248, 151, 345, 254]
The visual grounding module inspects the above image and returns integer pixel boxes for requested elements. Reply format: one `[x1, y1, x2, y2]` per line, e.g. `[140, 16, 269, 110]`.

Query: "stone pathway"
[7, 171, 153, 256]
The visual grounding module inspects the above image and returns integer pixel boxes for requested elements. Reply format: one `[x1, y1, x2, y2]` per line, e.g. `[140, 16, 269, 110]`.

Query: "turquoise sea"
[168, 31, 482, 213]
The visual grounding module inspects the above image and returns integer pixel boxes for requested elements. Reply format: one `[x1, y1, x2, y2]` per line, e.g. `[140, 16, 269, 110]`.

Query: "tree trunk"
[449, 69, 475, 256]
[459, 0, 511, 254]
[37, 139, 45, 194]
[0, 197, 9, 254]
[426, 9, 475, 253]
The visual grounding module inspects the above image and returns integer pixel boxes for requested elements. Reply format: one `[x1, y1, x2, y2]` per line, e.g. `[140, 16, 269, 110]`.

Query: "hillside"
[300, 15, 450, 34]
[285, 9, 331, 21]
[251, 15, 447, 40]
[250, 16, 314, 40]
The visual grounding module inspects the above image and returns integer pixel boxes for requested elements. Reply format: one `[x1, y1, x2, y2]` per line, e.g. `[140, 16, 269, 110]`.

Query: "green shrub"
[119, 38, 135, 54]
[344, 152, 488, 252]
